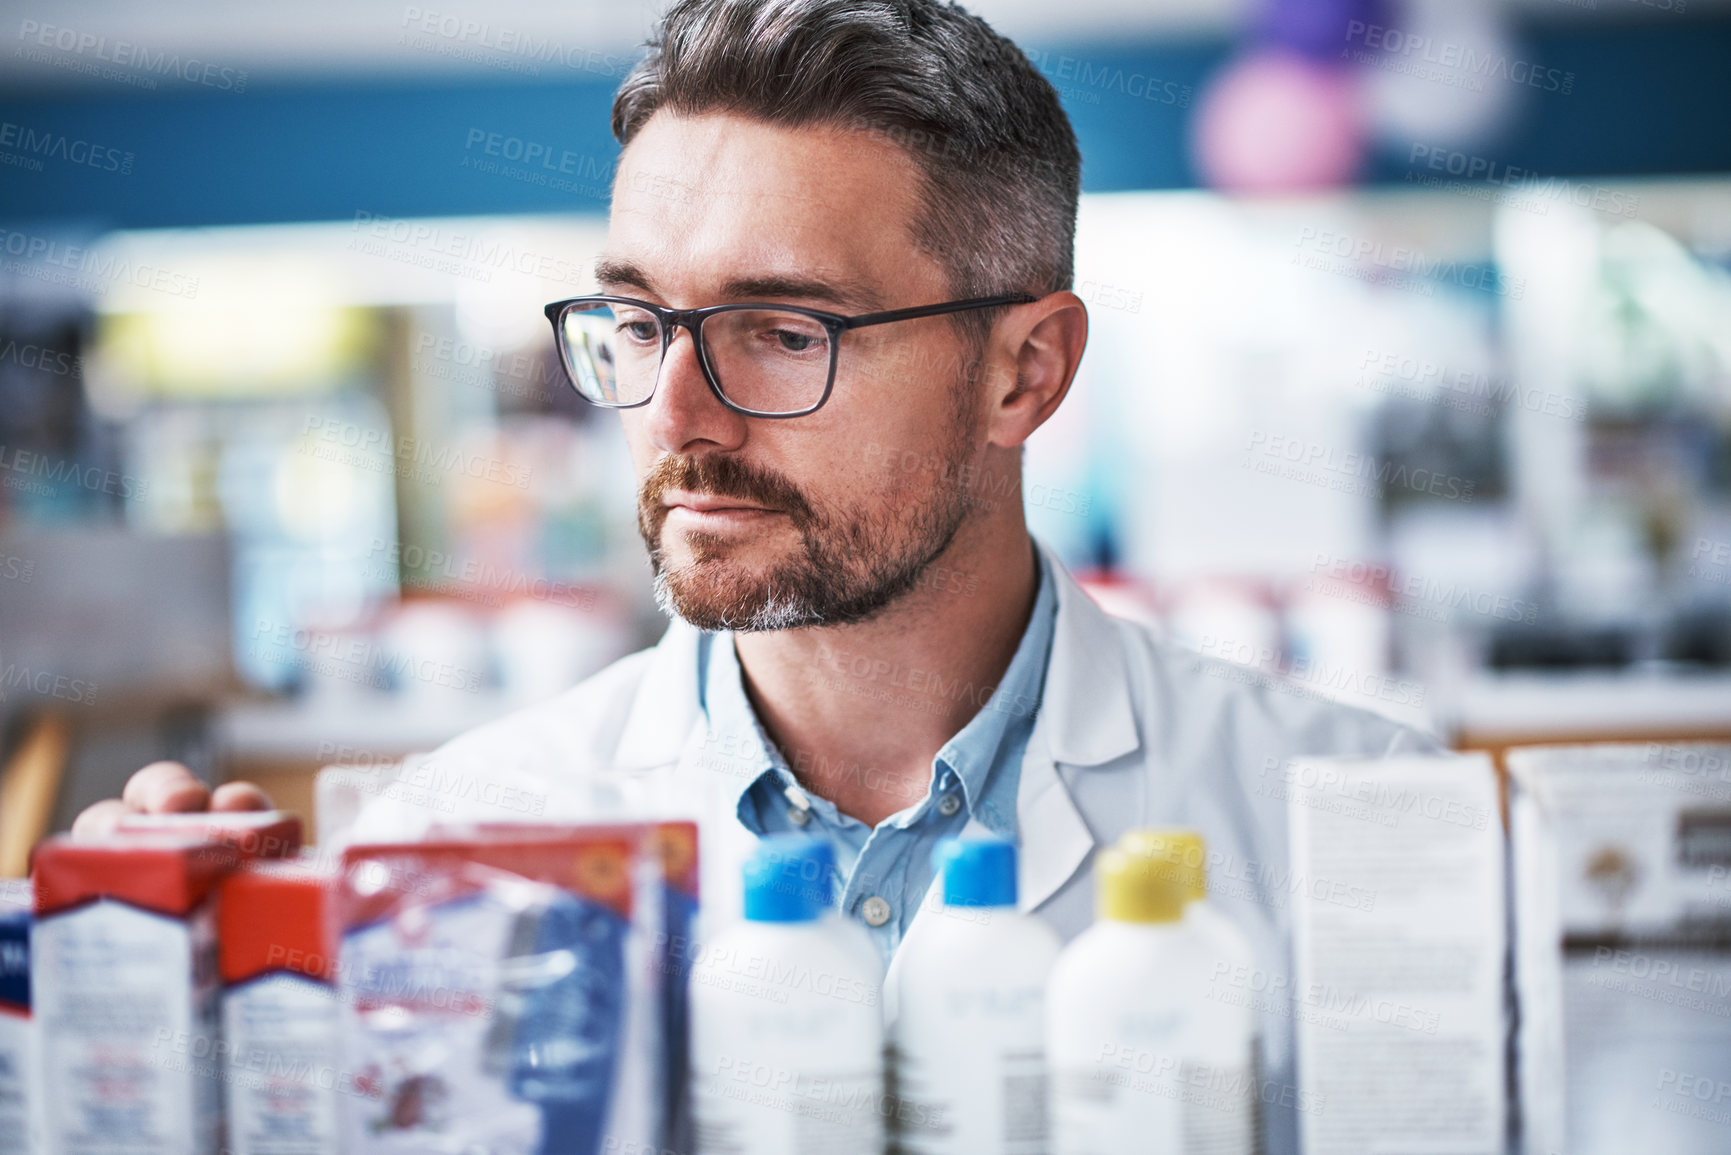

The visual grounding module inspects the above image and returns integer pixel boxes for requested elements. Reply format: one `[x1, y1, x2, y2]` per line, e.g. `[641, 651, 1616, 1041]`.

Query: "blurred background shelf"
[2, 0, 1729, 855]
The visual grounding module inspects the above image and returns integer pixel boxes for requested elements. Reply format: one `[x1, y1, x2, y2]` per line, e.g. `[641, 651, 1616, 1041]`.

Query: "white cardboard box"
[1287, 753, 1507, 1155]
[1508, 742, 1731, 1155]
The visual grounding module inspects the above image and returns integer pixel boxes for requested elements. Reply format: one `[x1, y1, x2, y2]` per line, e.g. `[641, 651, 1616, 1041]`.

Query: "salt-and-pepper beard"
[636, 379, 981, 633]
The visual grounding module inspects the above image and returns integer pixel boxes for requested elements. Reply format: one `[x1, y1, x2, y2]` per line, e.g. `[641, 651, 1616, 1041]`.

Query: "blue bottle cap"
[743, 835, 835, 922]
[935, 837, 1018, 908]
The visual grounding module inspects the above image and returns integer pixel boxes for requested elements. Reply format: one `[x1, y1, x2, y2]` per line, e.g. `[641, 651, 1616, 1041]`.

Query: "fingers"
[211, 782, 274, 812]
[70, 798, 131, 838]
[121, 761, 211, 814]
[71, 773, 272, 842]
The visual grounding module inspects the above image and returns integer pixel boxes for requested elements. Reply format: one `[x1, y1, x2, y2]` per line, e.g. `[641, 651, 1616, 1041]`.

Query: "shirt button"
[937, 794, 962, 817]
[860, 895, 893, 927]
[787, 806, 811, 827]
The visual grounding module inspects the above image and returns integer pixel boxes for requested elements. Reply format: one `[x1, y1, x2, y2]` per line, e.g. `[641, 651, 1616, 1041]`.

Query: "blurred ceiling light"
[94, 296, 374, 398]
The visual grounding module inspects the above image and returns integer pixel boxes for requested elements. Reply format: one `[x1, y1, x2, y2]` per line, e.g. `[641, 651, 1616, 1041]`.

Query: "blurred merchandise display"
[1019, 178, 1731, 744]
[4, 749, 1728, 1152]
[1510, 743, 1731, 1155]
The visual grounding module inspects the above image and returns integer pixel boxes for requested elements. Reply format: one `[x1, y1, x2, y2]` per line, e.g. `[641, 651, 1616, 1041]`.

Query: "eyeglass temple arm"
[839, 293, 1039, 331]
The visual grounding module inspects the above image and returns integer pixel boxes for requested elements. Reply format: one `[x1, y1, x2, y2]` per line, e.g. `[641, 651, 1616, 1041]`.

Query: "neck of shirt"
[696, 546, 1058, 962]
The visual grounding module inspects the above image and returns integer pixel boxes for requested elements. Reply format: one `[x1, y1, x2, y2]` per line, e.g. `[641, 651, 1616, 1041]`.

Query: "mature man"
[80, 1, 1436, 1147]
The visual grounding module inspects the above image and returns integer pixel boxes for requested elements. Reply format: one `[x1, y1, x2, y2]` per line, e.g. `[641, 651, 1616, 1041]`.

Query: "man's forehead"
[602, 110, 937, 306]
[614, 109, 924, 199]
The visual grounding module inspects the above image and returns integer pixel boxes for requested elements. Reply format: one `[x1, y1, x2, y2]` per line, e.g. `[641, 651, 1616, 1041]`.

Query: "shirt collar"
[932, 547, 1055, 838]
[697, 547, 1057, 839]
[696, 629, 788, 832]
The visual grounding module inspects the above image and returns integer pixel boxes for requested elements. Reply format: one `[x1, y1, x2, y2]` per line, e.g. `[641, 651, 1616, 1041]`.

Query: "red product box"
[32, 835, 242, 1155]
[33, 834, 239, 919]
[337, 827, 647, 935]
[426, 820, 700, 901]
[218, 858, 333, 987]
[116, 809, 304, 861]
[217, 858, 341, 1155]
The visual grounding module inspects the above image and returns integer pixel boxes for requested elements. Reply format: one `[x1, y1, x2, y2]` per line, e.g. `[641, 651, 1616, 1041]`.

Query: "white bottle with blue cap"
[890, 836, 1062, 1154]
[689, 835, 884, 1155]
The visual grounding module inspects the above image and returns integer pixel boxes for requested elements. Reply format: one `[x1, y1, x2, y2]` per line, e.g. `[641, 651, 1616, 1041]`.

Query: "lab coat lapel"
[614, 619, 704, 771]
[612, 620, 765, 926]
[1016, 546, 1141, 913]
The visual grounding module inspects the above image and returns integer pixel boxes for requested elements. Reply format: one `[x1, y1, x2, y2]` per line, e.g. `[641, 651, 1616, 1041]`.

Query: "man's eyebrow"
[594, 257, 653, 293]
[592, 261, 886, 311]
[718, 274, 884, 311]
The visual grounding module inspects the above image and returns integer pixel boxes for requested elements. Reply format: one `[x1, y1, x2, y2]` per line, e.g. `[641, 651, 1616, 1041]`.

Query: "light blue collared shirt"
[696, 548, 1057, 961]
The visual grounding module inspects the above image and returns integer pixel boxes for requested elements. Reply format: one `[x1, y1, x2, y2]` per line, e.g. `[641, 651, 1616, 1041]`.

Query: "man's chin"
[654, 561, 818, 633]
[658, 524, 791, 571]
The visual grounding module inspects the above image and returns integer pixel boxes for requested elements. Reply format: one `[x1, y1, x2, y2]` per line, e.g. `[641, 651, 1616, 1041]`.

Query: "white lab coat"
[346, 543, 1439, 1153]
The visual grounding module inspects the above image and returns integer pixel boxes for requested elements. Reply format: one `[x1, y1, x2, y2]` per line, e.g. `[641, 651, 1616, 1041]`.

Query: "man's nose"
[642, 325, 748, 455]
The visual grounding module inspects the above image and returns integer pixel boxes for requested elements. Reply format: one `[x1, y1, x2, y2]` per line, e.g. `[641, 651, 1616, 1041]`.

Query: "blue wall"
[1, 18, 1729, 231]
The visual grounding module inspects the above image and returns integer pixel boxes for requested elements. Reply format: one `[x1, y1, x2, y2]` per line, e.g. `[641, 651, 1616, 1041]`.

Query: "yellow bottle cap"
[1114, 829, 1209, 903]
[1096, 831, 1203, 924]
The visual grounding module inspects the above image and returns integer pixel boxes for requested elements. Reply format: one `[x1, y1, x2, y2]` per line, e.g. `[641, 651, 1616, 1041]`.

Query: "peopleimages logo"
[347, 211, 589, 287]
[0, 339, 82, 378]
[1022, 48, 1193, 108]
[1355, 347, 1584, 423]
[1406, 145, 1640, 219]
[1305, 553, 1539, 628]
[1293, 227, 1524, 300]
[301, 415, 533, 490]
[15, 21, 249, 92]
[0, 444, 148, 500]
[1243, 429, 1477, 504]
[0, 120, 133, 173]
[1343, 20, 1575, 95]
[0, 228, 200, 299]
[398, 7, 630, 79]
[0, 662, 99, 707]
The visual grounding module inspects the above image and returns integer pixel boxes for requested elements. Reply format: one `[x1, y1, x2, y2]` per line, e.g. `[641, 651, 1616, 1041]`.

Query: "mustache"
[639, 454, 818, 528]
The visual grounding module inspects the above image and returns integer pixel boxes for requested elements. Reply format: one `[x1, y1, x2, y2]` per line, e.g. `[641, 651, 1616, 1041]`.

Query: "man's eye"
[769, 328, 823, 353]
[617, 319, 659, 343]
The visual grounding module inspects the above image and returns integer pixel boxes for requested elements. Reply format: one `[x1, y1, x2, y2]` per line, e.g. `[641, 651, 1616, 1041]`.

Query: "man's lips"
[662, 490, 781, 515]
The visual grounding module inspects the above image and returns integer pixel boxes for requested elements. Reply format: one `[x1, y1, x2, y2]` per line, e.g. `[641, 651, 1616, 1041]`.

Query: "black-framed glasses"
[542, 292, 1036, 418]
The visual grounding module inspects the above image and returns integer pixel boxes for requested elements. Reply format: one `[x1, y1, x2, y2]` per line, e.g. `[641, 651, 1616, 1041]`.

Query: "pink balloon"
[1194, 51, 1365, 193]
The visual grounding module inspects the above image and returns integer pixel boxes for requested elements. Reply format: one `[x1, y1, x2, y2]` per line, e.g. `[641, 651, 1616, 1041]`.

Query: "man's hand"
[70, 761, 274, 837]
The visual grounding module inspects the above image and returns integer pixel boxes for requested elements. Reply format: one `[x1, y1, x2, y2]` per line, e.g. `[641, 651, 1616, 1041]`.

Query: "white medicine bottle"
[891, 836, 1062, 1154]
[1122, 828, 1257, 975]
[689, 834, 884, 1155]
[1048, 828, 1258, 1155]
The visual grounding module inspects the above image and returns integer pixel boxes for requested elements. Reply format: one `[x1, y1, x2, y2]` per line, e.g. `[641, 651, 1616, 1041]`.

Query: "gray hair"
[611, 0, 1081, 309]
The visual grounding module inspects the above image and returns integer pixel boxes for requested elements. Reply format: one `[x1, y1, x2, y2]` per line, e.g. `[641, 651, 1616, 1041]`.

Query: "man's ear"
[983, 291, 1088, 450]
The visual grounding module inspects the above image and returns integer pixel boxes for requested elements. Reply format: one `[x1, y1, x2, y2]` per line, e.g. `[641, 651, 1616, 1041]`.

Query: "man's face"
[602, 111, 990, 631]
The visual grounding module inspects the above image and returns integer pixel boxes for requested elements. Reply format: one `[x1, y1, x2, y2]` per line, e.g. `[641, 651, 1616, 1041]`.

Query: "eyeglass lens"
[558, 303, 834, 414]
